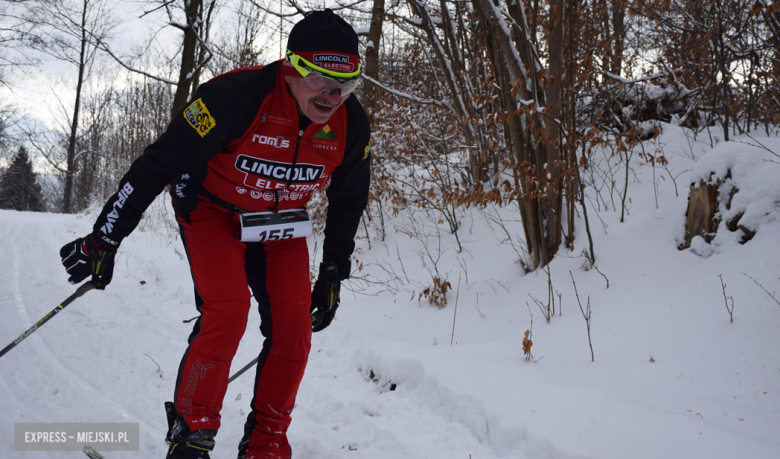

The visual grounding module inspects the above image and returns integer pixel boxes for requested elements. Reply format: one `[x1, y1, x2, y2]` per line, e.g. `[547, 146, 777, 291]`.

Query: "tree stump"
[682, 170, 751, 249]
[682, 173, 722, 249]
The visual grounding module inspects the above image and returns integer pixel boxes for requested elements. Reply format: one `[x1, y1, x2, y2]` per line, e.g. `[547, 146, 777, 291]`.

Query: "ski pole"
[228, 356, 259, 384]
[0, 281, 95, 359]
[227, 310, 321, 383]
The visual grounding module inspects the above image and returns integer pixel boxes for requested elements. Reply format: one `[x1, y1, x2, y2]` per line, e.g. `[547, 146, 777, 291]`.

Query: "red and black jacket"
[91, 60, 371, 277]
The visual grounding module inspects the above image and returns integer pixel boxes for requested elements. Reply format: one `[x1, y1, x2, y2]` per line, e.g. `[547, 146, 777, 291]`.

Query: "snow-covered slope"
[1, 125, 779, 458]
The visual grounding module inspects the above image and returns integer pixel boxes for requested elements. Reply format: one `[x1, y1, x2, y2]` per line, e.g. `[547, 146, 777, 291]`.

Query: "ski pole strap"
[0, 281, 95, 359]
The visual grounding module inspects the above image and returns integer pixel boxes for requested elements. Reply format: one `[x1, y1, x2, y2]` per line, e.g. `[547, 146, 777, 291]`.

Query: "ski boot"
[165, 402, 217, 459]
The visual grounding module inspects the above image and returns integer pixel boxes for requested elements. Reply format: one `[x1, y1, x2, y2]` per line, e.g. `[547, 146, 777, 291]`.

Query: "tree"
[0, 1, 38, 87]
[170, 0, 216, 117]
[26, 0, 117, 213]
[0, 104, 15, 164]
[0, 146, 44, 212]
[361, 0, 575, 268]
[474, 0, 570, 268]
[362, 0, 386, 119]
[207, 0, 272, 75]
[635, 0, 766, 140]
[89, 0, 216, 119]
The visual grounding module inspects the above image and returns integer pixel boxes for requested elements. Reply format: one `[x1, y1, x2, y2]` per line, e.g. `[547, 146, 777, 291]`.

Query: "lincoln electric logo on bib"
[313, 54, 355, 73]
[236, 155, 324, 183]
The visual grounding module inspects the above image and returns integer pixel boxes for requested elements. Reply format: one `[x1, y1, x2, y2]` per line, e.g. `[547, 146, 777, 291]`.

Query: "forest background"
[0, 0, 778, 273]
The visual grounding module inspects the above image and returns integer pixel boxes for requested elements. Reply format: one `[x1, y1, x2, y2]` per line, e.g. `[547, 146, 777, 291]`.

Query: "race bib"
[238, 209, 312, 242]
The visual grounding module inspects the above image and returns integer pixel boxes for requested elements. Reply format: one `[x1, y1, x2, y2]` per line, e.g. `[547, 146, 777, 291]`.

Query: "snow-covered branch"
[361, 74, 454, 111]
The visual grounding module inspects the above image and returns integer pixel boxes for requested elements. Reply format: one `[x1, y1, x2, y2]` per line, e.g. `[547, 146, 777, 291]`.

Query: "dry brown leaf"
[522, 330, 533, 359]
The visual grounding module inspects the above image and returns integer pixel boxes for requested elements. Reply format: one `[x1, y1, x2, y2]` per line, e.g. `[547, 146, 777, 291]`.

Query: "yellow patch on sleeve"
[363, 138, 372, 160]
[183, 98, 216, 138]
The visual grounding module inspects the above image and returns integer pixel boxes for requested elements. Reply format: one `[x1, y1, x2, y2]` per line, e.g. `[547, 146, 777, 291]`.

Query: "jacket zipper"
[270, 128, 304, 214]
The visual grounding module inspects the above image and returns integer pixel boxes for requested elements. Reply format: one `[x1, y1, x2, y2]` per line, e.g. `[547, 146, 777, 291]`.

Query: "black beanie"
[287, 9, 359, 57]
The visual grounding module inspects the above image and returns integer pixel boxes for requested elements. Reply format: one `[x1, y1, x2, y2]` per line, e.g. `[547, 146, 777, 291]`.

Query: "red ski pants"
[174, 202, 312, 458]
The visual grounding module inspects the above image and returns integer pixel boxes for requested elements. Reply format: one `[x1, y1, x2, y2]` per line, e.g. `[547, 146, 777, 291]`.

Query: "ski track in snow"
[0, 221, 54, 459]
[9, 222, 163, 433]
[1, 212, 533, 459]
[0, 216, 165, 458]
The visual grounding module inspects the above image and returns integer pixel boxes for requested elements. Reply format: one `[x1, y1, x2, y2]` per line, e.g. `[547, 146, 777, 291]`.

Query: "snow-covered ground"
[1, 125, 779, 459]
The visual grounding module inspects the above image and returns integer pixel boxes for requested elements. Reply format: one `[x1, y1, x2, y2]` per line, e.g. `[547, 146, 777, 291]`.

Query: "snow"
[690, 139, 780, 235]
[2, 125, 780, 458]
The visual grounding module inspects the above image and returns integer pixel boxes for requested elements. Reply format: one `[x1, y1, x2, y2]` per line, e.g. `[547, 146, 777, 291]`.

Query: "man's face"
[285, 75, 349, 124]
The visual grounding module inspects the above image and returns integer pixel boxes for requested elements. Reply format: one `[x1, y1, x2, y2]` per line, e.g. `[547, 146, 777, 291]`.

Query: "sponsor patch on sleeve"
[183, 98, 216, 137]
[363, 138, 372, 160]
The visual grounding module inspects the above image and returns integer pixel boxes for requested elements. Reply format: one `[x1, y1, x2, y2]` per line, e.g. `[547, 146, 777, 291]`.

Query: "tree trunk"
[475, 0, 566, 268]
[601, 0, 613, 73]
[611, 0, 626, 75]
[363, 0, 385, 119]
[483, 24, 533, 259]
[715, 0, 730, 141]
[544, 0, 565, 257]
[63, 0, 89, 213]
[171, 0, 202, 119]
[764, 2, 780, 80]
[189, 0, 216, 101]
[408, 0, 482, 182]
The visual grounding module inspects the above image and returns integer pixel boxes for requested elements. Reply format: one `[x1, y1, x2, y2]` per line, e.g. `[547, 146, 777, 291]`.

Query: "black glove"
[60, 235, 116, 290]
[310, 262, 341, 332]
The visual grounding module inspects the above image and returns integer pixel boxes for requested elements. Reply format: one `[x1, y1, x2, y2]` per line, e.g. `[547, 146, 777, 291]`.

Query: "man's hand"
[60, 236, 116, 290]
[311, 262, 341, 332]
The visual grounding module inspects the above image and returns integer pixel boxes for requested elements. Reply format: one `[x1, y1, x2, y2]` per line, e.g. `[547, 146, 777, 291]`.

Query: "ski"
[84, 445, 107, 459]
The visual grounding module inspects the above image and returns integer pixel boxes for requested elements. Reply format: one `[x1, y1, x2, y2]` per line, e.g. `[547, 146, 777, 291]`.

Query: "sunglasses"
[286, 50, 362, 96]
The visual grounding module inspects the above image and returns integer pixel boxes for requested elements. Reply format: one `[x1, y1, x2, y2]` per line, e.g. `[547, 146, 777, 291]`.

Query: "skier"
[59, 10, 370, 459]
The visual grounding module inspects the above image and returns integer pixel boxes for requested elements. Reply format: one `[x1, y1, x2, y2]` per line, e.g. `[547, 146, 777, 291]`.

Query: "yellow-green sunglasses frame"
[285, 50, 362, 82]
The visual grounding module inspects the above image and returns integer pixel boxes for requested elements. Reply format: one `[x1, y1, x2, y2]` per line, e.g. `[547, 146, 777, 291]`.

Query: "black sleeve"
[90, 63, 280, 249]
[322, 95, 372, 279]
